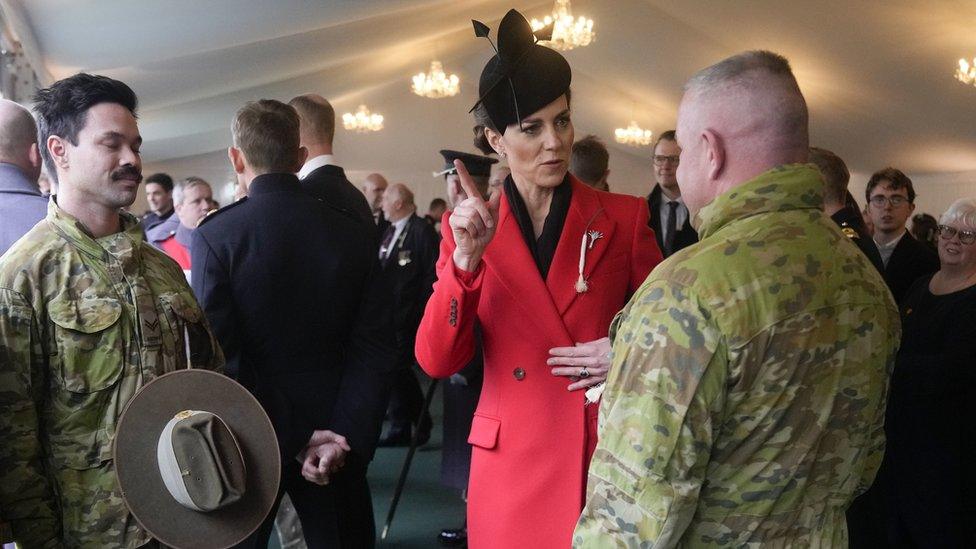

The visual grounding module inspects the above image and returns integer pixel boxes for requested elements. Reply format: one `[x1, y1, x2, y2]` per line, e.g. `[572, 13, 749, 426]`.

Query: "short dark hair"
[232, 99, 302, 174]
[654, 130, 677, 152]
[865, 167, 916, 204]
[570, 135, 608, 185]
[145, 172, 174, 192]
[808, 147, 849, 205]
[32, 73, 138, 184]
[429, 198, 447, 210]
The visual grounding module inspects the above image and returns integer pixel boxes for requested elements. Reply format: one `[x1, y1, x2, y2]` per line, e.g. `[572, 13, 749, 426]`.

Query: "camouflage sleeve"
[575, 279, 727, 547]
[0, 288, 61, 546]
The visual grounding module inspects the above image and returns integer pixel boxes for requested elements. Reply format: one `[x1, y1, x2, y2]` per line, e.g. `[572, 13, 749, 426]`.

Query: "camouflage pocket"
[48, 296, 125, 393]
[158, 292, 214, 369]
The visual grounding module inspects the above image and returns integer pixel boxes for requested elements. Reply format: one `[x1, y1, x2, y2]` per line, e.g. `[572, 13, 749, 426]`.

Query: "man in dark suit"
[289, 94, 374, 232]
[865, 167, 939, 304]
[363, 172, 390, 232]
[809, 147, 884, 273]
[376, 182, 439, 446]
[647, 130, 697, 258]
[191, 99, 394, 548]
[0, 99, 46, 256]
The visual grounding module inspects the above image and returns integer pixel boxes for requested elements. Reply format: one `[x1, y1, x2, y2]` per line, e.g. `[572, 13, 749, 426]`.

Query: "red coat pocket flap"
[467, 415, 501, 449]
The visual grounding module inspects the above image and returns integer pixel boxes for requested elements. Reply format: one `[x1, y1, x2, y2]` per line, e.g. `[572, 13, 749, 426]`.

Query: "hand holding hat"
[299, 429, 351, 486]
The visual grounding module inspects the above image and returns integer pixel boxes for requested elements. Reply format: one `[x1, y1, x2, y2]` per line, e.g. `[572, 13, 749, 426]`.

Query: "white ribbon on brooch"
[575, 230, 604, 293]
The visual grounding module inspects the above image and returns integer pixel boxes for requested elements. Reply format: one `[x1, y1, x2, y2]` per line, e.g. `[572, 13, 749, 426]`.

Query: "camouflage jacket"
[575, 165, 900, 547]
[0, 200, 223, 548]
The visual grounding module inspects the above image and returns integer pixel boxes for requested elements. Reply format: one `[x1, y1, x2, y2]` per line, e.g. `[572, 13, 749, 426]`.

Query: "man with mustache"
[0, 73, 223, 547]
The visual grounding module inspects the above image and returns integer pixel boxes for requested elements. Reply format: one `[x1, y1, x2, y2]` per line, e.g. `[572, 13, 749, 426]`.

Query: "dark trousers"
[387, 361, 426, 431]
[236, 459, 375, 549]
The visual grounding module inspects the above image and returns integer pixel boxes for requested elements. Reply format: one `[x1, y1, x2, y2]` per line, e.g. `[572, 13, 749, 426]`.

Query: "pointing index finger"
[455, 159, 482, 202]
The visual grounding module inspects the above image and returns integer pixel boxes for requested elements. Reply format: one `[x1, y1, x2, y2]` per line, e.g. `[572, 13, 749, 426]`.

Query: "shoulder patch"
[841, 227, 858, 239]
[196, 198, 247, 228]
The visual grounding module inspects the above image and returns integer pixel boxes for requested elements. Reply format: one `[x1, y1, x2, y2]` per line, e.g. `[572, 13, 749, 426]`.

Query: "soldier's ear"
[48, 135, 68, 169]
[702, 129, 725, 181]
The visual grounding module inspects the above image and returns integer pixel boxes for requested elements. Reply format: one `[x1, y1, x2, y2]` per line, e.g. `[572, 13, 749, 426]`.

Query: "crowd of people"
[0, 6, 973, 549]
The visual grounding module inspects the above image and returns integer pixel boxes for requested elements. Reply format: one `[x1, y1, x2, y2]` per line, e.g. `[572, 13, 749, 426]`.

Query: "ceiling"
[4, 0, 976, 187]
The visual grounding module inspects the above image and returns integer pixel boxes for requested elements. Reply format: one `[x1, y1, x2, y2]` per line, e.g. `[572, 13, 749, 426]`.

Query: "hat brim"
[114, 369, 280, 549]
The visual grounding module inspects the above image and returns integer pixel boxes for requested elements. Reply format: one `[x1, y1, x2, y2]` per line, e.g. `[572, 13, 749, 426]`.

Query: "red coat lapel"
[547, 178, 616, 316]
[483, 192, 573, 344]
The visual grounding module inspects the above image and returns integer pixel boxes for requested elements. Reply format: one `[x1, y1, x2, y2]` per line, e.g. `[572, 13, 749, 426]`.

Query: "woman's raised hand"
[449, 159, 501, 271]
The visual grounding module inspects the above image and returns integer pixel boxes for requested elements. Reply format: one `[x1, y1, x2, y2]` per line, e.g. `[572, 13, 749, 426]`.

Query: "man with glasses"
[647, 130, 697, 258]
[865, 167, 939, 303]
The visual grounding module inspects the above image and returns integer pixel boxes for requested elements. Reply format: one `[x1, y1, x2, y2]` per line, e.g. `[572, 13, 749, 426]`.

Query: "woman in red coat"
[415, 10, 662, 548]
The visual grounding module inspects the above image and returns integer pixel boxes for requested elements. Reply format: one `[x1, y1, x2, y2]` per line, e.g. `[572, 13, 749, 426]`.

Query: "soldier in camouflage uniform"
[0, 74, 223, 548]
[575, 51, 900, 547]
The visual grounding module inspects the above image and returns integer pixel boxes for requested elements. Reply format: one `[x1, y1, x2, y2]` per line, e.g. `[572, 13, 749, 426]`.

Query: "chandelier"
[342, 104, 384, 132]
[412, 60, 460, 98]
[529, 0, 594, 51]
[614, 121, 653, 147]
[955, 58, 976, 87]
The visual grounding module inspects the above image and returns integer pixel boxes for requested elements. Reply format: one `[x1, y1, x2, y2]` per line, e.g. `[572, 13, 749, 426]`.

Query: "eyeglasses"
[868, 195, 909, 208]
[938, 224, 976, 245]
[653, 155, 680, 166]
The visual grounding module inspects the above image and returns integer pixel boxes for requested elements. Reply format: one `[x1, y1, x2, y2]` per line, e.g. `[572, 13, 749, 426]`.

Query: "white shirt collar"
[874, 229, 907, 251]
[298, 154, 336, 179]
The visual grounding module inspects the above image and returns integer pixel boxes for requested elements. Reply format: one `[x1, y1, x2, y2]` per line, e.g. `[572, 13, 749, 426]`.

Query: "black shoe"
[377, 427, 411, 447]
[438, 527, 467, 546]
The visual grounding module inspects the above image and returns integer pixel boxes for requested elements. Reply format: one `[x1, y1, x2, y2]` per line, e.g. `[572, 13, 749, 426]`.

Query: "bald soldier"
[575, 51, 900, 546]
[0, 99, 46, 256]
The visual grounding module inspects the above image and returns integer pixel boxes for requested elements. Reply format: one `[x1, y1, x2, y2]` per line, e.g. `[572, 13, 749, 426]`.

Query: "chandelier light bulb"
[342, 104, 384, 132]
[412, 60, 460, 98]
[530, 0, 595, 51]
[956, 58, 976, 86]
[614, 121, 653, 147]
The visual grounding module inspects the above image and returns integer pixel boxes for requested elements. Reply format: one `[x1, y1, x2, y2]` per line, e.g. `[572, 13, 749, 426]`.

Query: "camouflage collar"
[695, 164, 823, 240]
[47, 198, 144, 259]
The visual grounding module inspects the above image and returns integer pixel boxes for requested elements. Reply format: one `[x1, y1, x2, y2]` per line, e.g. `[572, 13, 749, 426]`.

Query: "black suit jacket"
[300, 164, 375, 235]
[647, 184, 698, 257]
[191, 173, 395, 463]
[380, 214, 438, 363]
[884, 231, 940, 305]
[831, 206, 885, 274]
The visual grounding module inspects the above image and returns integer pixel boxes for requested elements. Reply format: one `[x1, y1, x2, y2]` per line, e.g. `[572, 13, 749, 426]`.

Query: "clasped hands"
[297, 429, 351, 485]
[548, 337, 611, 391]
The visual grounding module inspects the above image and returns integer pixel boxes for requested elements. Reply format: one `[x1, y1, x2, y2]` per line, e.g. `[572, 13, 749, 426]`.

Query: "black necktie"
[664, 201, 679, 256]
[379, 224, 395, 264]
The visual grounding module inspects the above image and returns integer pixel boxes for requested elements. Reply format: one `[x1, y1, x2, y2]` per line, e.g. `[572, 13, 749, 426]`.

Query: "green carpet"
[269, 379, 466, 548]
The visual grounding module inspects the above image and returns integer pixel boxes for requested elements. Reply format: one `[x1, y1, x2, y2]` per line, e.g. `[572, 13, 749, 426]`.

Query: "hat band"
[157, 410, 205, 511]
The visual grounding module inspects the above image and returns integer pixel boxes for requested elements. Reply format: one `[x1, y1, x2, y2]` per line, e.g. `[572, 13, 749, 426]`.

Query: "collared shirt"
[658, 195, 689, 238]
[577, 165, 900, 547]
[875, 229, 907, 268]
[297, 154, 337, 179]
[0, 199, 223, 547]
[0, 162, 47, 256]
[380, 214, 411, 260]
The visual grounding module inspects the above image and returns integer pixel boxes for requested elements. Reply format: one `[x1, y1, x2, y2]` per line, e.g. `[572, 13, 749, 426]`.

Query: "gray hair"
[684, 50, 808, 141]
[173, 176, 211, 205]
[940, 197, 976, 229]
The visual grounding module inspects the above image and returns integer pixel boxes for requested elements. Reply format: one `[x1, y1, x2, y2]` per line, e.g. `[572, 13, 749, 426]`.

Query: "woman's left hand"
[548, 337, 611, 391]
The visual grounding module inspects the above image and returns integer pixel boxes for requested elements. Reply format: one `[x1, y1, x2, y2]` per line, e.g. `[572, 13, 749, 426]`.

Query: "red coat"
[416, 177, 662, 548]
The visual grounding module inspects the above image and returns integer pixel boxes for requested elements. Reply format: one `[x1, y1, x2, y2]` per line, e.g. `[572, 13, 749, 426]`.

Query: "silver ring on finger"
[579, 367, 590, 379]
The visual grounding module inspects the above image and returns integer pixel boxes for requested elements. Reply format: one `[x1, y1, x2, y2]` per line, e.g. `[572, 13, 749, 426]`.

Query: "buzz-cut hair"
[288, 94, 335, 145]
[809, 147, 850, 205]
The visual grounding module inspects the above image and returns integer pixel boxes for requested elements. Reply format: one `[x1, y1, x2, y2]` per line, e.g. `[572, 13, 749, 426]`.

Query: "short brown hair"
[288, 94, 335, 145]
[653, 130, 676, 152]
[865, 167, 916, 204]
[809, 147, 849, 204]
[570, 135, 608, 185]
[232, 99, 301, 174]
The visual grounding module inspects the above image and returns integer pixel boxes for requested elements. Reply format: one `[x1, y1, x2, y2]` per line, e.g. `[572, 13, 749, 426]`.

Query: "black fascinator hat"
[469, 9, 572, 132]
